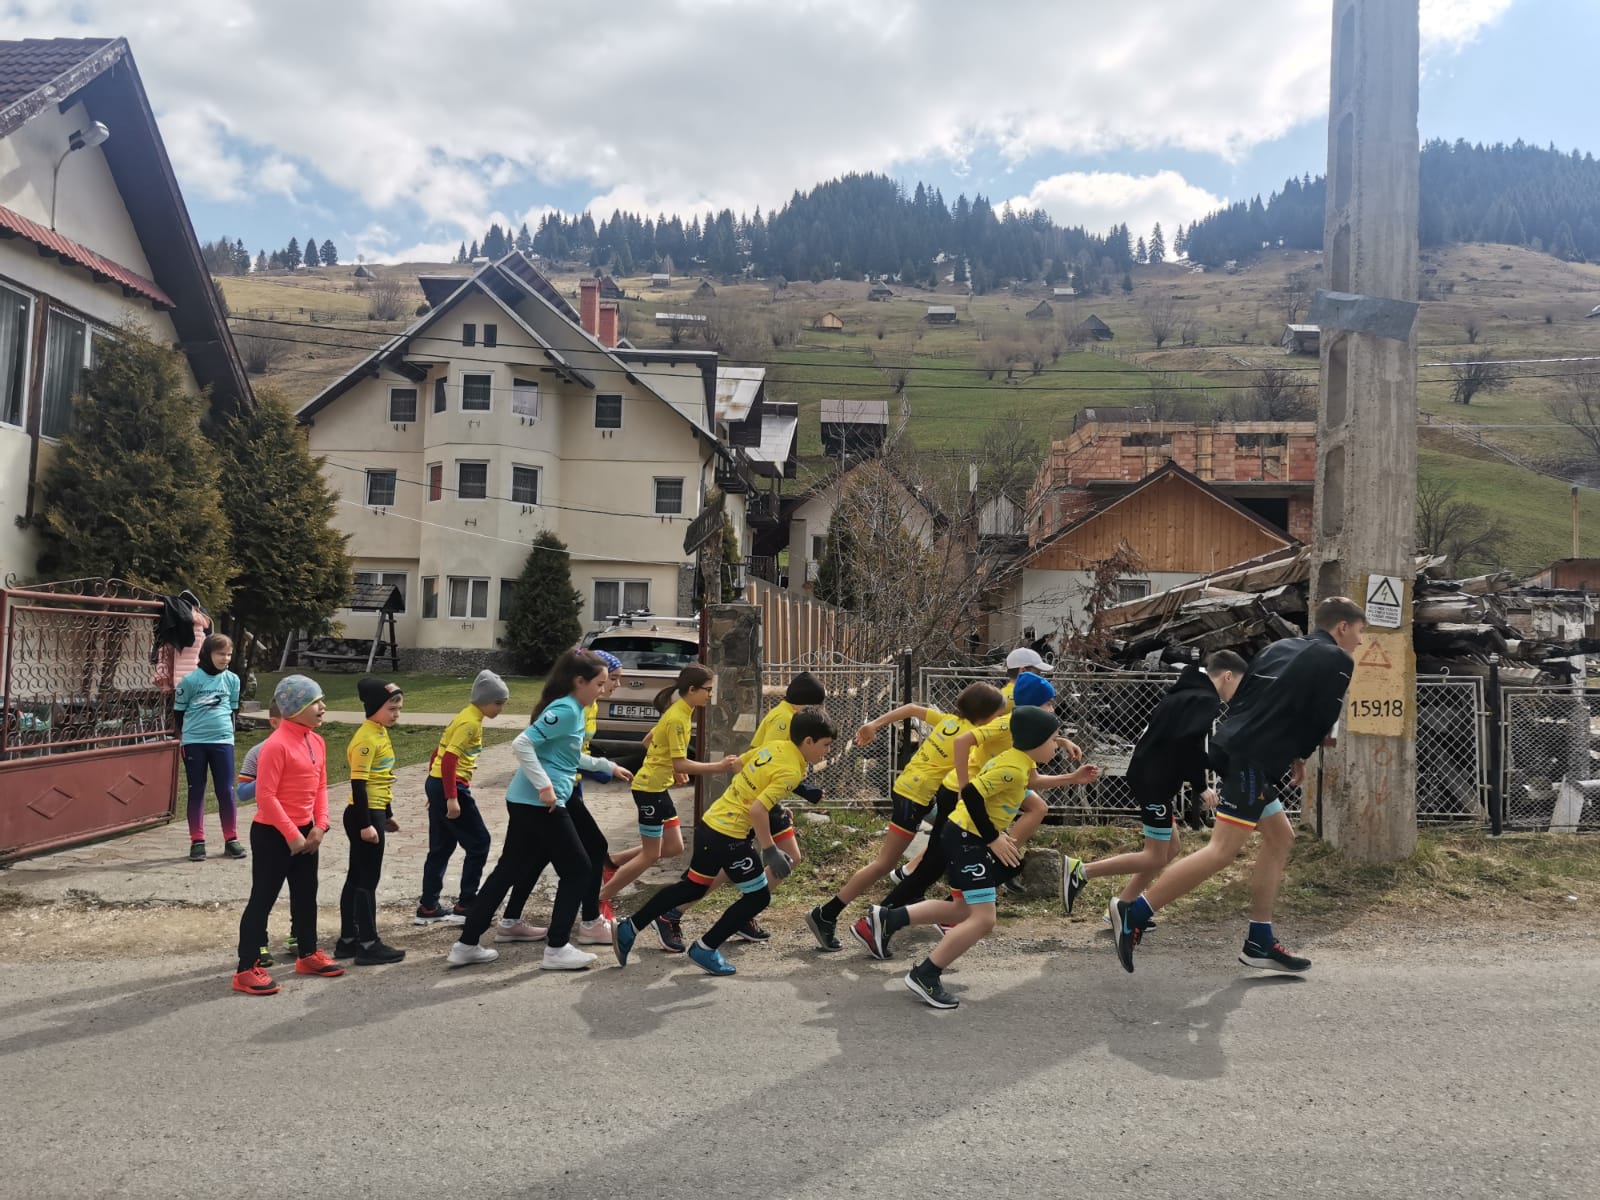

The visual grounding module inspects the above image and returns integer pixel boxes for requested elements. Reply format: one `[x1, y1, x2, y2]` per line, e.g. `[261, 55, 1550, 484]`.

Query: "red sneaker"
[294, 949, 346, 978]
[601, 862, 618, 888]
[232, 961, 279, 996]
[599, 896, 616, 923]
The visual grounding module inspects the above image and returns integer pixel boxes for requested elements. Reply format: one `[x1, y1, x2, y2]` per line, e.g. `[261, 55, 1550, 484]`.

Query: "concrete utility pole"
[1308, 0, 1420, 862]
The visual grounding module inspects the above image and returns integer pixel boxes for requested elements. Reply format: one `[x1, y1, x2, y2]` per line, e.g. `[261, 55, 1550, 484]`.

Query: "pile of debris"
[1100, 547, 1600, 684]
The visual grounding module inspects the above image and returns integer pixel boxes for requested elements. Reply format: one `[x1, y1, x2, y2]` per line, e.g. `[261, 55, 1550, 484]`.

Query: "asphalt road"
[2, 928, 1595, 1200]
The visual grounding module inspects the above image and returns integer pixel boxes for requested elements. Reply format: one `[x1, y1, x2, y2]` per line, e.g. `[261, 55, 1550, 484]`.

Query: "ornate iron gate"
[1, 580, 178, 862]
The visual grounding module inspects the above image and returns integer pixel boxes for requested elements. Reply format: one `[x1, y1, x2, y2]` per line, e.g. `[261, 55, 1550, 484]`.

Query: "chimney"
[579, 278, 599, 337]
[598, 300, 619, 348]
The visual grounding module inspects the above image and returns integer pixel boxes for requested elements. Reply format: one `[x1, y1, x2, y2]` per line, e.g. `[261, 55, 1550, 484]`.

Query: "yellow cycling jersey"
[949, 746, 1035, 837]
[347, 720, 396, 810]
[750, 699, 797, 750]
[429, 704, 485, 784]
[701, 740, 806, 840]
[891, 708, 972, 805]
[940, 711, 1016, 792]
[633, 698, 693, 792]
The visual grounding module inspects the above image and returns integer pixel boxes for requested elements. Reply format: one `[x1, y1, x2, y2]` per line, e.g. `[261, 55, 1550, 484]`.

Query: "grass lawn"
[253, 671, 544, 716]
[1420, 443, 1600, 573]
[230, 721, 517, 795]
[781, 808, 1597, 922]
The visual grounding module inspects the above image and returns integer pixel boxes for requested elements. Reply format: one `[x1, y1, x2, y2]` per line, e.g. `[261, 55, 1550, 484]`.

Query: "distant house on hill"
[1076, 314, 1114, 341]
[650, 273, 671, 289]
[820, 398, 889, 459]
[1026, 300, 1053, 320]
[868, 284, 894, 301]
[1052, 286, 1076, 298]
[695, 280, 716, 299]
[654, 311, 706, 328]
[1281, 324, 1320, 354]
[926, 305, 958, 324]
[814, 311, 844, 332]
[353, 264, 372, 279]
[599, 275, 626, 299]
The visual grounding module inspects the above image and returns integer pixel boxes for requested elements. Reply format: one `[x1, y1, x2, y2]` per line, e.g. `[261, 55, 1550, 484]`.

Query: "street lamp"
[49, 121, 111, 231]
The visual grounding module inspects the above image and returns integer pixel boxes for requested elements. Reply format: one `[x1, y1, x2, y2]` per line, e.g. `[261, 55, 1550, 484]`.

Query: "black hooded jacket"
[1125, 664, 1222, 801]
[1211, 630, 1353, 777]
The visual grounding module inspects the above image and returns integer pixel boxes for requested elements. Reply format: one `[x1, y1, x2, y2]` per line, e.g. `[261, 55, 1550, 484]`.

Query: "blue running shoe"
[687, 941, 737, 976]
[612, 916, 636, 967]
[1109, 897, 1145, 974]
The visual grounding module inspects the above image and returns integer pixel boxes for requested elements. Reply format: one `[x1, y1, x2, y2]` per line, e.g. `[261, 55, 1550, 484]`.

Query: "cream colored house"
[298, 256, 738, 670]
[0, 37, 248, 587]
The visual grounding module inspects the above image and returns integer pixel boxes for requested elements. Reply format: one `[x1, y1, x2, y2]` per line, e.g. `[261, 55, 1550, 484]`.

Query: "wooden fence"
[743, 579, 865, 662]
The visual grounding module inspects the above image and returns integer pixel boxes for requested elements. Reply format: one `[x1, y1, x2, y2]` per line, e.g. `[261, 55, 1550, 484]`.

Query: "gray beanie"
[471, 669, 510, 707]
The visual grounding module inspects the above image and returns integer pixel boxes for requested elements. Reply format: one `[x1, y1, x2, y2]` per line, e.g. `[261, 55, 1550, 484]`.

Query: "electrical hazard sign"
[1365, 574, 1404, 629]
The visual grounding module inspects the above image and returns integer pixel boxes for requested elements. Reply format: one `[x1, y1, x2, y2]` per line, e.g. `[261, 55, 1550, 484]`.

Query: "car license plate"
[610, 704, 657, 720]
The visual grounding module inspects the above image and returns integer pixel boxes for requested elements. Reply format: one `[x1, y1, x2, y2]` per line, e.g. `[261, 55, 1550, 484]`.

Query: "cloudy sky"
[2, 0, 1590, 262]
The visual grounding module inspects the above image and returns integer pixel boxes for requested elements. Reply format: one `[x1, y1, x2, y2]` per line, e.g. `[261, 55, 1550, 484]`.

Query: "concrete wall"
[1014, 567, 1196, 642]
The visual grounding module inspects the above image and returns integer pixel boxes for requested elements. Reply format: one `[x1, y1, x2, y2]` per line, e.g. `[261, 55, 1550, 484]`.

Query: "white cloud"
[0, 0, 1514, 238]
[254, 156, 306, 202]
[1008, 171, 1227, 243]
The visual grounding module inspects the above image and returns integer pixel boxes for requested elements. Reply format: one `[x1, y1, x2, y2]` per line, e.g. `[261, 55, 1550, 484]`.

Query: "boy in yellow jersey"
[999, 646, 1053, 708]
[804, 682, 1006, 950]
[861, 706, 1099, 1008]
[416, 670, 508, 925]
[613, 710, 836, 977]
[879, 672, 1072, 911]
[336, 679, 407, 965]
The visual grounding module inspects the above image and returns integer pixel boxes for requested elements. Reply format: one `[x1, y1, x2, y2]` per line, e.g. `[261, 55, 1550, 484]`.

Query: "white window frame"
[40, 307, 93, 441]
[456, 460, 489, 501]
[510, 464, 540, 506]
[593, 578, 650, 621]
[448, 575, 490, 619]
[388, 386, 418, 423]
[594, 393, 623, 430]
[0, 282, 33, 431]
[422, 576, 438, 619]
[511, 378, 541, 419]
[1116, 579, 1152, 604]
[353, 569, 408, 613]
[365, 469, 398, 507]
[461, 373, 492, 412]
[653, 477, 685, 515]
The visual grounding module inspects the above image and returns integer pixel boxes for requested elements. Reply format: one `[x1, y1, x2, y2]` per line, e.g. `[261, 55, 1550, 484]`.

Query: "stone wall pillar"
[698, 603, 761, 821]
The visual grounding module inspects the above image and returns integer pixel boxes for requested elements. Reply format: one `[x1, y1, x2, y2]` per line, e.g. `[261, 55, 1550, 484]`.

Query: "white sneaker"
[575, 918, 612, 945]
[541, 943, 597, 971]
[446, 941, 499, 968]
[494, 919, 548, 943]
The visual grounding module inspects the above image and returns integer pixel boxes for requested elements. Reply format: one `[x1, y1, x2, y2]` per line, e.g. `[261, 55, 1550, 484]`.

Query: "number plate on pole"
[1346, 627, 1414, 737]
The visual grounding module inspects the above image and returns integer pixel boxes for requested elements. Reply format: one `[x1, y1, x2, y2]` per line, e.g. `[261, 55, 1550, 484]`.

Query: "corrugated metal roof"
[820, 398, 888, 425]
[0, 202, 173, 307]
[750, 414, 798, 471]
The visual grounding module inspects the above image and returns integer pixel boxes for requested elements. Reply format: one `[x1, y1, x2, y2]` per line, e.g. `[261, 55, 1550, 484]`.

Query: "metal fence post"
[897, 647, 914, 765]
[1485, 656, 1503, 835]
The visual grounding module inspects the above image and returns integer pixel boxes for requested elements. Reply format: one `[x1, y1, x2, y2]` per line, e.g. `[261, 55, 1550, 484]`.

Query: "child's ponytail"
[655, 664, 713, 713]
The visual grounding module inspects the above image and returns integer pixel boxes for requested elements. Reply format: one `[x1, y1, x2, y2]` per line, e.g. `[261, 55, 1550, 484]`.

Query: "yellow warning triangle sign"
[1359, 641, 1393, 669]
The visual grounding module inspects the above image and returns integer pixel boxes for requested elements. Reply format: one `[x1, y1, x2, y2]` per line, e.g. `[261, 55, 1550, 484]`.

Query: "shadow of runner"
[0, 967, 226, 1058]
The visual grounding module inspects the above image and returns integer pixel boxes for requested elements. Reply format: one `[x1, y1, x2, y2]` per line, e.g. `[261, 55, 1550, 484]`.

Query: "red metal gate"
[0, 579, 178, 863]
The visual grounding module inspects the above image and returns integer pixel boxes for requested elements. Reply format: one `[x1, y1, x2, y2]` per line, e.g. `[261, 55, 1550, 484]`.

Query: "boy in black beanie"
[336, 677, 407, 964]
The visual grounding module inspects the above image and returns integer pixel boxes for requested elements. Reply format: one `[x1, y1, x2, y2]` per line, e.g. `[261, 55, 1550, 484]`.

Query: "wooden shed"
[696, 280, 717, 299]
[814, 311, 844, 332]
[868, 285, 895, 301]
[1026, 300, 1053, 320]
[1075, 314, 1114, 341]
[926, 305, 958, 325]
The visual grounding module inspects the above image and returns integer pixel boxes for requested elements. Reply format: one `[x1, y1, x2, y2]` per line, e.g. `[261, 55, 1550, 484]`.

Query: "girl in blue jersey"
[448, 651, 631, 972]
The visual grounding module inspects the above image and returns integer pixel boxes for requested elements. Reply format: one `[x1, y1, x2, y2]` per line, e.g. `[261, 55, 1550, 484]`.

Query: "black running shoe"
[855, 905, 894, 960]
[734, 918, 771, 943]
[805, 906, 841, 951]
[354, 940, 407, 966]
[188, 840, 206, 862]
[903, 966, 958, 1009]
[1109, 897, 1142, 974]
[654, 908, 687, 954]
[1239, 940, 1311, 973]
[332, 938, 360, 960]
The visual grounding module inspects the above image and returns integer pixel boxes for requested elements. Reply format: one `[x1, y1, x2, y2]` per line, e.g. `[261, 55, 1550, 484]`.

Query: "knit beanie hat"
[1009, 704, 1061, 752]
[273, 674, 323, 720]
[471, 669, 510, 706]
[785, 671, 826, 706]
[1012, 671, 1056, 708]
[358, 676, 404, 718]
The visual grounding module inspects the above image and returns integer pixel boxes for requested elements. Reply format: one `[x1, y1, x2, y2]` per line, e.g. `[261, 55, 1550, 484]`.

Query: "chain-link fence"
[1416, 675, 1487, 824]
[764, 653, 899, 807]
[1502, 687, 1600, 832]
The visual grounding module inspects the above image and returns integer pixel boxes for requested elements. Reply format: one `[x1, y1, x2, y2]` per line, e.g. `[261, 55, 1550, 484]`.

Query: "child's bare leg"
[837, 829, 915, 904]
[929, 900, 994, 969]
[600, 836, 664, 901]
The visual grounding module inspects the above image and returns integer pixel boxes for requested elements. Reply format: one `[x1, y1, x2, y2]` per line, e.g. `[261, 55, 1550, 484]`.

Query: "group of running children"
[207, 594, 1363, 1009]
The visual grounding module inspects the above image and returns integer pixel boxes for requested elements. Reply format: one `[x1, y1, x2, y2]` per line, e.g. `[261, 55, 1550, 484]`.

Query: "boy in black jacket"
[1061, 651, 1246, 921]
[1109, 597, 1364, 976]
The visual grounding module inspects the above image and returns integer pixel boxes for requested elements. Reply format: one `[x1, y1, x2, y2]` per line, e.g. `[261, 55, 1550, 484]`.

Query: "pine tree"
[213, 387, 350, 645]
[30, 330, 235, 605]
[1136, 236, 1148, 264]
[233, 239, 250, 274]
[1149, 223, 1166, 265]
[319, 239, 338, 266]
[1121, 271, 1134, 293]
[456, 242, 468, 264]
[255, 250, 268, 272]
[1501, 206, 1527, 245]
[303, 237, 319, 267]
[1173, 223, 1186, 256]
[285, 237, 301, 268]
[501, 531, 585, 673]
[468, 239, 480, 260]
[515, 222, 533, 254]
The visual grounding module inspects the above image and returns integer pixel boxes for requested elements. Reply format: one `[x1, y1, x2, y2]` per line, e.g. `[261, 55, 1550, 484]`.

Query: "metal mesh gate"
[1502, 687, 1600, 832]
[1415, 675, 1487, 823]
[763, 654, 899, 807]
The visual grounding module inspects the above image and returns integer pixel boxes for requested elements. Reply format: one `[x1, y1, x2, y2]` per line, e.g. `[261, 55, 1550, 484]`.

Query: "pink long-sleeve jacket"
[252, 720, 329, 842]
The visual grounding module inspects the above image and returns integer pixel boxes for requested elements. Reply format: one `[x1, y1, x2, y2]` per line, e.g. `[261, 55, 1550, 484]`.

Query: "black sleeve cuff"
[960, 783, 1001, 843]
